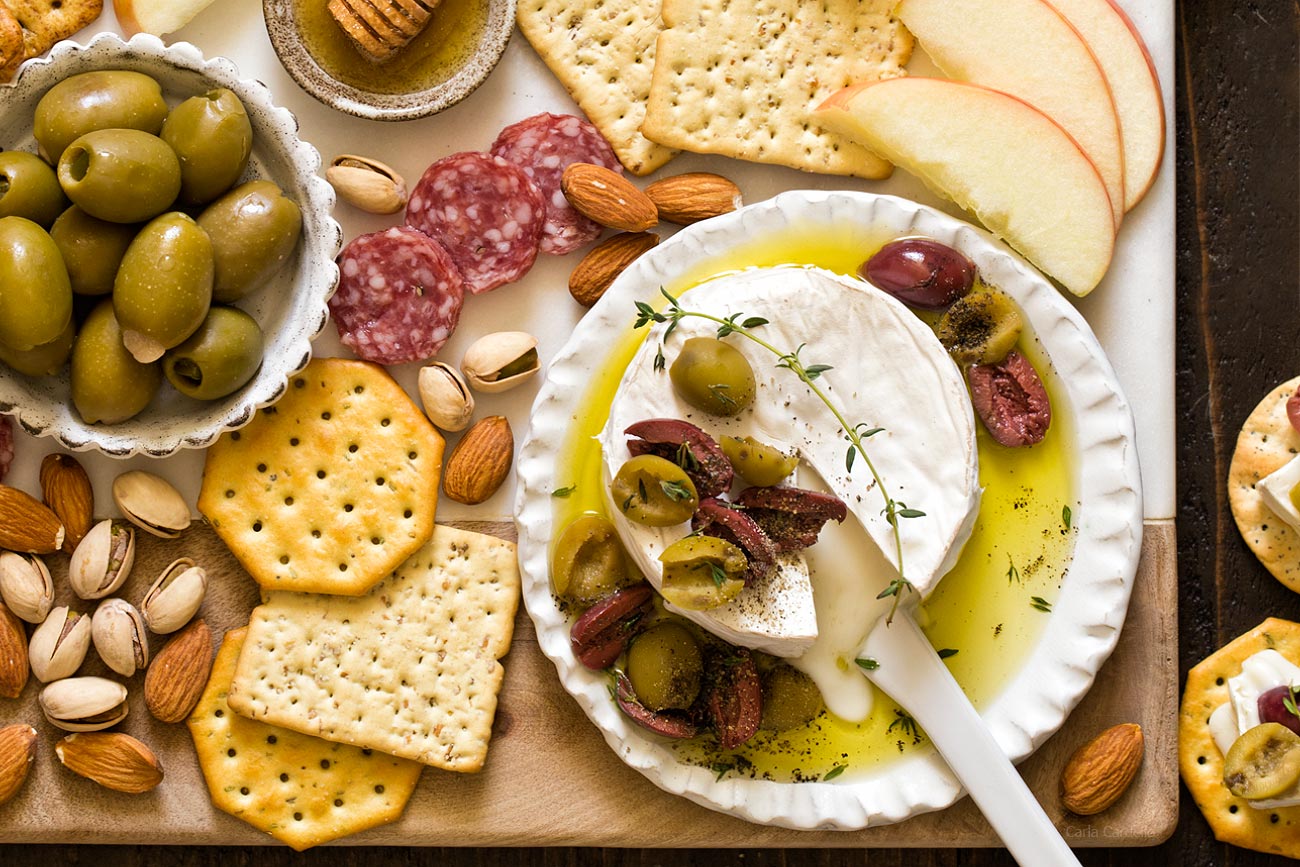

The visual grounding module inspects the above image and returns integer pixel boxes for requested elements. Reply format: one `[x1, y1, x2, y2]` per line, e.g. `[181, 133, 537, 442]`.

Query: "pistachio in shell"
[0, 551, 54, 623]
[140, 558, 206, 634]
[461, 331, 540, 393]
[418, 361, 474, 431]
[112, 471, 190, 539]
[39, 676, 129, 732]
[326, 154, 408, 215]
[91, 598, 149, 677]
[28, 606, 91, 682]
[68, 519, 136, 600]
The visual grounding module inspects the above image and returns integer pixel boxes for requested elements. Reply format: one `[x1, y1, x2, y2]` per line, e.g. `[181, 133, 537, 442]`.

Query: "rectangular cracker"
[188, 628, 424, 851]
[227, 525, 520, 772]
[642, 0, 912, 178]
[517, 0, 676, 176]
[0, 0, 101, 62]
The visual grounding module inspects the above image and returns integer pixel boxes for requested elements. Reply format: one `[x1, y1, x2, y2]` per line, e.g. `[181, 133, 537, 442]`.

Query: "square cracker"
[1179, 618, 1300, 858]
[642, 0, 911, 178]
[188, 628, 424, 851]
[1227, 375, 1300, 592]
[517, 0, 676, 176]
[0, 0, 101, 63]
[198, 358, 443, 596]
[227, 525, 520, 772]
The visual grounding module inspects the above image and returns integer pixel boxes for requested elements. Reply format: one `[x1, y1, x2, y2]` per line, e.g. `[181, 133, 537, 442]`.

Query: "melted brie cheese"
[600, 266, 980, 704]
[1258, 455, 1300, 533]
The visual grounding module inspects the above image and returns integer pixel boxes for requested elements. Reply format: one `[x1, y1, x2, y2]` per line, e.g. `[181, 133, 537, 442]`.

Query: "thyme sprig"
[635, 288, 922, 623]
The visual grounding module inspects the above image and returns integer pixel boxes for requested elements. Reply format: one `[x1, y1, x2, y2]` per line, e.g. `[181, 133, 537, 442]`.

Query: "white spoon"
[859, 606, 1082, 867]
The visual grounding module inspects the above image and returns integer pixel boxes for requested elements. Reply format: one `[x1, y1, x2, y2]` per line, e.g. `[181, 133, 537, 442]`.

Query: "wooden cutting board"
[0, 519, 1177, 848]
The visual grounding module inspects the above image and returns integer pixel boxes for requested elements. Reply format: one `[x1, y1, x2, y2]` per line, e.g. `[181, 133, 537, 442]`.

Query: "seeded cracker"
[641, 0, 912, 178]
[1179, 618, 1300, 858]
[1227, 376, 1300, 593]
[227, 525, 520, 771]
[517, 0, 676, 176]
[188, 628, 423, 851]
[198, 357, 443, 596]
[0, 0, 102, 65]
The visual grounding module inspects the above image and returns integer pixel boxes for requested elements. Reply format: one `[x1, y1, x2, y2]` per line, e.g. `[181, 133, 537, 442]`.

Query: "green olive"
[0, 151, 69, 226]
[551, 514, 640, 603]
[669, 336, 756, 416]
[0, 216, 73, 351]
[162, 306, 263, 400]
[113, 212, 214, 363]
[71, 300, 163, 424]
[760, 665, 824, 731]
[1223, 723, 1300, 800]
[33, 70, 168, 165]
[49, 206, 139, 296]
[57, 129, 182, 224]
[161, 88, 253, 206]
[198, 180, 302, 303]
[0, 317, 74, 377]
[626, 622, 703, 711]
[720, 435, 798, 487]
[936, 289, 1024, 366]
[610, 454, 698, 527]
[658, 535, 747, 611]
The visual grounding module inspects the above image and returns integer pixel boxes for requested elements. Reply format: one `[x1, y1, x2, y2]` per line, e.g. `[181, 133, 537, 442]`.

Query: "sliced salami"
[405, 152, 545, 295]
[490, 113, 622, 255]
[331, 227, 464, 365]
[0, 415, 11, 483]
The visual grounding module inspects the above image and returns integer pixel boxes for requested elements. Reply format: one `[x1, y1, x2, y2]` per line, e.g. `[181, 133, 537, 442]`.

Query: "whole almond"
[144, 618, 212, 724]
[443, 416, 513, 506]
[0, 602, 28, 699]
[0, 485, 65, 554]
[1060, 722, 1144, 815]
[561, 163, 658, 232]
[569, 232, 660, 308]
[644, 172, 743, 225]
[55, 732, 163, 794]
[40, 453, 94, 553]
[0, 723, 37, 804]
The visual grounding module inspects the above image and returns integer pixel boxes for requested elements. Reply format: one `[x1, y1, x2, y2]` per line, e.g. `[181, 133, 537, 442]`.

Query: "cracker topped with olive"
[0, 68, 302, 424]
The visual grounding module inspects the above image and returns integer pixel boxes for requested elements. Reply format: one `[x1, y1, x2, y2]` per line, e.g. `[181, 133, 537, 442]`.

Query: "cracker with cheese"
[641, 0, 912, 178]
[198, 358, 443, 596]
[1179, 618, 1300, 858]
[1228, 375, 1300, 592]
[227, 525, 520, 772]
[188, 627, 424, 851]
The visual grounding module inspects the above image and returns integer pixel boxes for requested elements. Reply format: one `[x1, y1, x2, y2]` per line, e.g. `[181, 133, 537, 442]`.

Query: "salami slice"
[405, 152, 545, 295]
[331, 227, 464, 365]
[490, 113, 622, 255]
[0, 415, 12, 483]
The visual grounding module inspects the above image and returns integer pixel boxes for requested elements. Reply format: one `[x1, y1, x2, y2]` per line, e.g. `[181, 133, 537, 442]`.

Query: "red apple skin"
[1095, 0, 1166, 207]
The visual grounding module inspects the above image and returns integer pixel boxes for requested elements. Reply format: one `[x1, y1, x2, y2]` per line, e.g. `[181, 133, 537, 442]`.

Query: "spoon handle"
[861, 609, 1081, 867]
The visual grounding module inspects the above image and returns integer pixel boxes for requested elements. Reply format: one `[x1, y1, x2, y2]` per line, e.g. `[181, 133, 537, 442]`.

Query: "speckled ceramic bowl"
[0, 33, 342, 457]
[263, 0, 515, 122]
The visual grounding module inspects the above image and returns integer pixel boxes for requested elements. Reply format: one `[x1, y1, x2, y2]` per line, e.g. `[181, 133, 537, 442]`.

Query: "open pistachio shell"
[418, 361, 474, 431]
[140, 558, 207, 634]
[112, 471, 190, 539]
[28, 606, 91, 682]
[40, 676, 129, 732]
[91, 598, 149, 677]
[0, 551, 54, 623]
[461, 331, 540, 393]
[68, 519, 136, 600]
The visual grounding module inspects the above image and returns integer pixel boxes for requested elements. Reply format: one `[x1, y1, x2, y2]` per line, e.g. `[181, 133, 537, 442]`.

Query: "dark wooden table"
[7, 1, 1298, 864]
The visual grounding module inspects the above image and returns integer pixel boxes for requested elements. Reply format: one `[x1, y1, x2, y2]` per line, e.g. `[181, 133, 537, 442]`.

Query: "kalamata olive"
[49, 206, 139, 296]
[34, 70, 168, 165]
[760, 664, 824, 731]
[113, 211, 214, 363]
[57, 129, 182, 224]
[198, 180, 302, 303]
[860, 237, 976, 310]
[71, 300, 163, 425]
[1258, 685, 1300, 736]
[610, 454, 698, 527]
[703, 646, 762, 749]
[551, 514, 639, 603]
[967, 351, 1052, 448]
[0, 151, 69, 226]
[936, 289, 1023, 366]
[692, 498, 777, 583]
[1223, 722, 1300, 800]
[614, 671, 698, 739]
[1288, 390, 1300, 435]
[733, 486, 848, 553]
[161, 88, 253, 206]
[0, 318, 73, 377]
[162, 306, 264, 400]
[0, 216, 73, 351]
[625, 418, 733, 498]
[669, 337, 756, 416]
[569, 584, 654, 670]
[658, 535, 747, 611]
[626, 621, 703, 711]
[720, 435, 798, 487]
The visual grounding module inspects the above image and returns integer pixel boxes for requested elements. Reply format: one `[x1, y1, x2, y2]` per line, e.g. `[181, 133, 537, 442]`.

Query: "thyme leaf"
[1030, 596, 1053, 613]
[551, 485, 577, 498]
[855, 656, 880, 671]
[823, 764, 847, 781]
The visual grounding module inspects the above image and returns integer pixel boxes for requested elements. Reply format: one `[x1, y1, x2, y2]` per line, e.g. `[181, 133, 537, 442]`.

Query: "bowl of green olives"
[0, 32, 342, 456]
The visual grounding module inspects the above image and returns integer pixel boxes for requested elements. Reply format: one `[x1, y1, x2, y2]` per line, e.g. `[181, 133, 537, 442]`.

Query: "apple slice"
[1045, 0, 1166, 210]
[114, 0, 219, 37]
[897, 0, 1125, 228]
[816, 77, 1115, 297]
